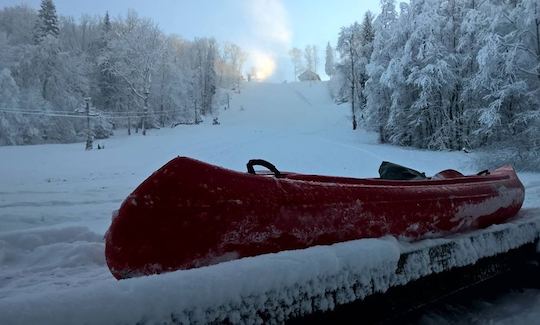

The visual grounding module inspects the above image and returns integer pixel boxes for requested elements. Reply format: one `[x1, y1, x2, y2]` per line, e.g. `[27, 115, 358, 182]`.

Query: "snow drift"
[2, 209, 539, 324]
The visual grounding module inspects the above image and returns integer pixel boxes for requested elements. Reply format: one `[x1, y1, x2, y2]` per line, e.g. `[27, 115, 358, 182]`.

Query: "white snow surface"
[1, 81, 540, 324]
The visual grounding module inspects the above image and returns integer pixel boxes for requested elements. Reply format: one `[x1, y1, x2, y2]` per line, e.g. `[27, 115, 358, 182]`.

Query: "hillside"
[1, 81, 539, 324]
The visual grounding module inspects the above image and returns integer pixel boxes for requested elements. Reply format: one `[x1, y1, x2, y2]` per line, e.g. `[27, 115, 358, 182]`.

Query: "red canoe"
[105, 157, 525, 279]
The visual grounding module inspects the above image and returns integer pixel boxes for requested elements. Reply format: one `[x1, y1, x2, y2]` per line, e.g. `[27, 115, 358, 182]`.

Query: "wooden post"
[85, 97, 93, 150]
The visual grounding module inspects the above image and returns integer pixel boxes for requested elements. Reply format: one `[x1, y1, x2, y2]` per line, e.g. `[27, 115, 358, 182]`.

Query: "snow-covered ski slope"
[1, 81, 540, 324]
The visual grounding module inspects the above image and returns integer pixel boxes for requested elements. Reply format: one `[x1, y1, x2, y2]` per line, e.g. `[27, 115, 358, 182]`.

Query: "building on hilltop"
[298, 70, 321, 82]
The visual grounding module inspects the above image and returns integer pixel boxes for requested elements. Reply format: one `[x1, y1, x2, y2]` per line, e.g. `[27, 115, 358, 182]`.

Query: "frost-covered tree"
[304, 45, 315, 72]
[332, 12, 374, 130]
[304, 45, 319, 74]
[0, 68, 21, 145]
[99, 11, 163, 134]
[33, 0, 59, 44]
[364, 0, 397, 142]
[202, 39, 218, 116]
[313, 45, 319, 74]
[333, 0, 540, 168]
[0, 5, 36, 45]
[0, 5, 238, 145]
[357, 12, 375, 121]
[189, 38, 218, 118]
[103, 11, 111, 33]
[470, 0, 540, 167]
[336, 14, 374, 130]
[218, 42, 246, 92]
[289, 47, 303, 81]
[325, 42, 335, 77]
[153, 36, 186, 127]
[336, 22, 362, 130]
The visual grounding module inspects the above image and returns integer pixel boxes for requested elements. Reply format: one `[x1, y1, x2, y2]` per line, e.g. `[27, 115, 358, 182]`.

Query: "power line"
[0, 110, 90, 118]
[99, 109, 189, 117]
[0, 107, 79, 114]
[0, 107, 193, 116]
[0, 108, 192, 119]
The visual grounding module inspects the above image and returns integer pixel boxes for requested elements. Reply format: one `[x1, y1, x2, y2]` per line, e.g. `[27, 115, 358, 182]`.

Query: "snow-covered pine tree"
[95, 12, 119, 113]
[364, 0, 397, 142]
[325, 42, 335, 77]
[357, 12, 375, 121]
[103, 11, 111, 33]
[33, 0, 59, 44]
[304, 45, 315, 73]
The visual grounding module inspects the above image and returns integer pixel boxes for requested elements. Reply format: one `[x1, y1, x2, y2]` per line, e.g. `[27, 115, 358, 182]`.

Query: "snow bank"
[0, 227, 106, 301]
[1, 210, 539, 325]
[0, 227, 104, 275]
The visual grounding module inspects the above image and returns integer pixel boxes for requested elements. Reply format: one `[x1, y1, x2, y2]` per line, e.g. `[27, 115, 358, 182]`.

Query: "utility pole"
[85, 97, 93, 150]
[142, 89, 149, 136]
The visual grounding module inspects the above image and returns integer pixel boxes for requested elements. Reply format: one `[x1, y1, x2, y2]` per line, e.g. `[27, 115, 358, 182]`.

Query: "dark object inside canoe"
[379, 161, 427, 180]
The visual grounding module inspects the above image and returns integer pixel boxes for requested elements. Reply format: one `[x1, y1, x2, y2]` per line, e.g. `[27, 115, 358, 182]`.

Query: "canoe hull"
[105, 157, 524, 279]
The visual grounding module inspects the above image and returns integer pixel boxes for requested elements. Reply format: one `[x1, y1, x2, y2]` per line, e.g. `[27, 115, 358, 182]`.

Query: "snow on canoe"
[105, 157, 524, 279]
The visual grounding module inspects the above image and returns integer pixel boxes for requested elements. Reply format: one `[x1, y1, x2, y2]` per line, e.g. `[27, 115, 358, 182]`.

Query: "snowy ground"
[1, 81, 539, 324]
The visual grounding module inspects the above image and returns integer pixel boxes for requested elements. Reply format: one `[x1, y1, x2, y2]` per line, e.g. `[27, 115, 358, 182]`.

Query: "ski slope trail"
[1, 81, 539, 324]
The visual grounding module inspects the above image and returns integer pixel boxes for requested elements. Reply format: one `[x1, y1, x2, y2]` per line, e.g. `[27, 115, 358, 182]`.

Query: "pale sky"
[0, 0, 381, 81]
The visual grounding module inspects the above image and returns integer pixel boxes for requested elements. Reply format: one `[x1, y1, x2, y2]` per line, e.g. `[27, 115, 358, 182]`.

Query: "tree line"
[0, 0, 246, 146]
[330, 0, 539, 169]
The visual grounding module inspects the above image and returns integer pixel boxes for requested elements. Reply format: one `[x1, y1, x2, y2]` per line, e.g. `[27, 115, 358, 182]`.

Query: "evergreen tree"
[358, 12, 375, 119]
[364, 0, 397, 142]
[325, 42, 335, 77]
[103, 11, 111, 34]
[33, 0, 59, 44]
[96, 11, 118, 111]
